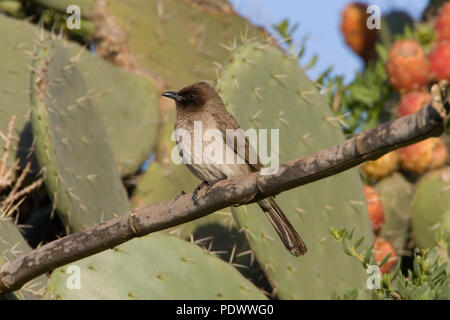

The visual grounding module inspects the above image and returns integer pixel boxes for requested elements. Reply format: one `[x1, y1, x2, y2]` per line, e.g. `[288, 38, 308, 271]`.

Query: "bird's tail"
[258, 197, 307, 257]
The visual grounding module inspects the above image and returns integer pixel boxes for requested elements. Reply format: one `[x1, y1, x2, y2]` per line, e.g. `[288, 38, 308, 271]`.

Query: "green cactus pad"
[0, 15, 158, 177]
[217, 41, 374, 299]
[411, 167, 450, 249]
[64, 41, 159, 176]
[44, 233, 267, 299]
[30, 40, 130, 232]
[31, 0, 95, 17]
[105, 0, 266, 88]
[0, 218, 48, 299]
[0, 1, 22, 16]
[375, 173, 413, 253]
[0, 15, 38, 172]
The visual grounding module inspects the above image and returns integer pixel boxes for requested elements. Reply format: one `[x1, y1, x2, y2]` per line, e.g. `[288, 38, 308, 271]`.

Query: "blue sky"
[229, 0, 428, 82]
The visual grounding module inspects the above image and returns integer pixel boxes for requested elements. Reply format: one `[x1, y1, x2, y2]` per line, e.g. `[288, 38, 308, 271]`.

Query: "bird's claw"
[191, 180, 223, 205]
[191, 182, 207, 205]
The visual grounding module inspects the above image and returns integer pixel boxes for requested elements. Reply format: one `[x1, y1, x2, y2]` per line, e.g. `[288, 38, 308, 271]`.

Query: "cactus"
[0, 15, 38, 173]
[65, 42, 159, 176]
[27, 39, 265, 300]
[44, 233, 267, 299]
[216, 41, 374, 299]
[0, 218, 48, 299]
[28, 0, 96, 40]
[104, 0, 267, 88]
[375, 173, 413, 254]
[411, 167, 450, 249]
[30, 39, 131, 232]
[0, 15, 159, 177]
[0, 1, 22, 16]
[31, 0, 95, 17]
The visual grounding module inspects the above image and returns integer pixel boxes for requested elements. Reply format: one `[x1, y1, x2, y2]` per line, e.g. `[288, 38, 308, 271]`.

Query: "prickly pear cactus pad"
[31, 0, 95, 17]
[217, 41, 374, 299]
[30, 40, 130, 232]
[105, 0, 266, 88]
[0, 15, 37, 171]
[0, 218, 48, 299]
[44, 233, 267, 299]
[411, 167, 450, 249]
[375, 173, 413, 253]
[0, 15, 158, 177]
[64, 41, 159, 176]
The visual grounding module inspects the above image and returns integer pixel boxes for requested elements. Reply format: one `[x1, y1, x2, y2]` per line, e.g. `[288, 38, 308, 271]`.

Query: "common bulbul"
[162, 82, 307, 256]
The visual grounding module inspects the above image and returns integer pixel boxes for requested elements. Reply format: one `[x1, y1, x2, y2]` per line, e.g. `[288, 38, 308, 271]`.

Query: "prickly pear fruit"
[429, 40, 450, 82]
[398, 138, 448, 174]
[364, 185, 385, 233]
[387, 39, 429, 93]
[374, 237, 398, 273]
[434, 2, 450, 42]
[360, 151, 399, 180]
[340, 2, 378, 62]
[397, 91, 431, 117]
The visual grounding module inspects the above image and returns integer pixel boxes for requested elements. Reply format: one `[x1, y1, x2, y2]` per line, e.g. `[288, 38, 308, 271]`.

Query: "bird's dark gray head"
[161, 82, 219, 109]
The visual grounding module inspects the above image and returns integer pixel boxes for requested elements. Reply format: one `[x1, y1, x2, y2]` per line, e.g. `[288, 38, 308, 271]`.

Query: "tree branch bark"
[1, 82, 449, 295]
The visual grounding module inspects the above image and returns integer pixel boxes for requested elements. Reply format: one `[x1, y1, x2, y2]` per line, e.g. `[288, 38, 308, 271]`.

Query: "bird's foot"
[204, 179, 222, 195]
[191, 180, 223, 205]
[191, 181, 208, 205]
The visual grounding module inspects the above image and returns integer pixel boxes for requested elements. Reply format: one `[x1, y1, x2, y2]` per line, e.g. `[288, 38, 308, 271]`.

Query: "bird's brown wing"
[214, 109, 263, 172]
[215, 106, 307, 257]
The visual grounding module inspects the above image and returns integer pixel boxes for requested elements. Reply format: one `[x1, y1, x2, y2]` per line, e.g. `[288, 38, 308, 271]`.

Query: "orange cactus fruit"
[398, 137, 448, 173]
[363, 185, 385, 233]
[397, 91, 431, 117]
[374, 237, 398, 274]
[340, 2, 378, 61]
[386, 39, 429, 94]
[360, 151, 399, 180]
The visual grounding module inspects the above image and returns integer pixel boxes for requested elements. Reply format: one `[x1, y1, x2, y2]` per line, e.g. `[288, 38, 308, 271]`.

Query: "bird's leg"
[204, 179, 223, 195]
[191, 181, 208, 205]
[191, 179, 225, 205]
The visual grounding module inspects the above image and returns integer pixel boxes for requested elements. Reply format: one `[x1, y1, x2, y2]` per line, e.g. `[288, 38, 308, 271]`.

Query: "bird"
[161, 81, 307, 257]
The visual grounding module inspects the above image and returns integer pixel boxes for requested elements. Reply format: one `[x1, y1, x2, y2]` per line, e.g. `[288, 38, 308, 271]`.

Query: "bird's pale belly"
[175, 125, 252, 182]
[185, 162, 251, 182]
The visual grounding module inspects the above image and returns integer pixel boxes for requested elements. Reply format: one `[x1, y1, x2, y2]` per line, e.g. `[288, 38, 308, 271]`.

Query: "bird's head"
[161, 82, 219, 109]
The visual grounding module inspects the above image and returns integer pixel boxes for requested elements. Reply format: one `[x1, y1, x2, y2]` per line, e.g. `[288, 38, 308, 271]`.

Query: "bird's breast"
[174, 120, 251, 181]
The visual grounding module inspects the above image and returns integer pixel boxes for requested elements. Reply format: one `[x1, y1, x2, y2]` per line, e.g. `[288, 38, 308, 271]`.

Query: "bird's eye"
[187, 92, 197, 100]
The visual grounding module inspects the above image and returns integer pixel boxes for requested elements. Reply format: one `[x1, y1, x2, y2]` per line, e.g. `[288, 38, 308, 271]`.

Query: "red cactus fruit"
[397, 91, 431, 117]
[434, 2, 450, 42]
[360, 151, 399, 180]
[340, 3, 378, 62]
[429, 41, 450, 82]
[374, 237, 398, 273]
[363, 185, 385, 233]
[386, 39, 429, 93]
[398, 137, 448, 173]
[429, 138, 449, 169]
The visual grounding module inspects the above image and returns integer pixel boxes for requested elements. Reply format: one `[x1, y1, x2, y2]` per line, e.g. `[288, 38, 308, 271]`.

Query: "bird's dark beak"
[161, 91, 185, 102]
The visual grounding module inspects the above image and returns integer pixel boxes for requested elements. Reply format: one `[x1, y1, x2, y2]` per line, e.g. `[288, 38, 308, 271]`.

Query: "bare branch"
[0, 82, 448, 294]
